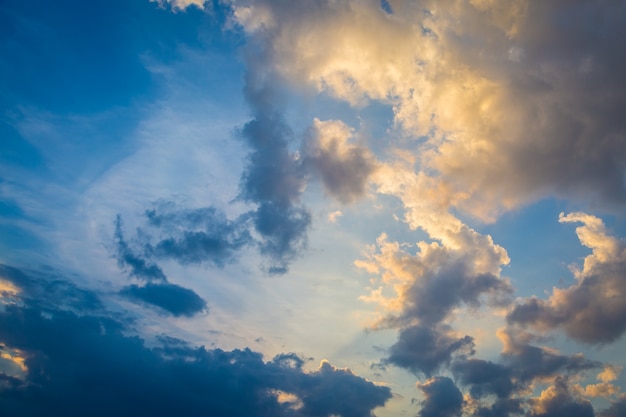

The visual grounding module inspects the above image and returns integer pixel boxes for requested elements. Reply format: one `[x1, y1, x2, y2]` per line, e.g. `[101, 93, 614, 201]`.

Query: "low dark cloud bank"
[0, 264, 391, 417]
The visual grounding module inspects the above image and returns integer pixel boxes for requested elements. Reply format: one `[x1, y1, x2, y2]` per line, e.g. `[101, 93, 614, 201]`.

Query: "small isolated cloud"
[303, 119, 378, 204]
[508, 212, 626, 343]
[417, 376, 464, 417]
[120, 283, 207, 317]
[328, 210, 343, 223]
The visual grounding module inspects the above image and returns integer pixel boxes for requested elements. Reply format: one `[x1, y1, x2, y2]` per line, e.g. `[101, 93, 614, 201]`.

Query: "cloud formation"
[508, 212, 626, 343]
[229, 0, 626, 217]
[303, 118, 378, 204]
[417, 376, 464, 417]
[0, 264, 392, 417]
[114, 215, 207, 317]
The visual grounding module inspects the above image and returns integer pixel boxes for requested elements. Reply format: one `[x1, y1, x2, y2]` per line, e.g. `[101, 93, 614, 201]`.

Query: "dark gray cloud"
[120, 283, 207, 317]
[0, 264, 392, 417]
[252, 202, 311, 274]
[114, 217, 207, 317]
[383, 325, 474, 377]
[394, 266, 511, 329]
[447, 328, 603, 417]
[237, 113, 311, 273]
[145, 202, 252, 267]
[417, 376, 463, 417]
[451, 359, 515, 400]
[527, 377, 594, 417]
[501, 341, 600, 384]
[472, 399, 523, 417]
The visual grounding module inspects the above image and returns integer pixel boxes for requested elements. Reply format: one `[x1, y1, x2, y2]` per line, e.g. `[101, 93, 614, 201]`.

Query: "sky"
[1, 0, 626, 416]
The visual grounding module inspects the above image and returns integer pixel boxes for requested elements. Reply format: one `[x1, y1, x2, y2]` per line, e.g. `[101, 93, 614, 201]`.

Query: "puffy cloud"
[528, 377, 594, 417]
[0, 264, 392, 417]
[230, 0, 626, 217]
[497, 327, 600, 383]
[384, 325, 474, 377]
[303, 119, 378, 204]
[451, 359, 515, 399]
[417, 376, 464, 417]
[507, 213, 626, 343]
[357, 230, 511, 329]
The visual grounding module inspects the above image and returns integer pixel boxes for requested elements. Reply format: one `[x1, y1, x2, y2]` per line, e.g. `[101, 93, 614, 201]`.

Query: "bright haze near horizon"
[2, 1, 626, 416]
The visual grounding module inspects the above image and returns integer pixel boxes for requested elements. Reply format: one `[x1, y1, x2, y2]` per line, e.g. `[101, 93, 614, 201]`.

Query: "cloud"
[417, 376, 464, 417]
[358, 231, 512, 329]
[528, 377, 594, 417]
[115, 215, 168, 283]
[229, 0, 626, 218]
[0, 263, 101, 313]
[497, 327, 600, 383]
[303, 119, 378, 204]
[451, 359, 515, 400]
[120, 283, 207, 317]
[384, 325, 474, 377]
[327, 210, 343, 223]
[113, 216, 207, 317]
[507, 212, 626, 343]
[599, 396, 626, 417]
[0, 264, 392, 417]
[145, 202, 252, 267]
[470, 398, 524, 417]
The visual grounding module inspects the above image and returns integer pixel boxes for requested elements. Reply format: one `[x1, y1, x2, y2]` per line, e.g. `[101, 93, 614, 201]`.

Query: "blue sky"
[2, 1, 626, 416]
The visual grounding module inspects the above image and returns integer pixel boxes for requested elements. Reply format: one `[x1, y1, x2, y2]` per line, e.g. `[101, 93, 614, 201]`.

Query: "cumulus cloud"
[0, 264, 392, 417]
[528, 377, 594, 417]
[357, 230, 511, 329]
[384, 325, 474, 377]
[417, 376, 464, 417]
[229, 0, 626, 217]
[303, 119, 378, 204]
[507, 212, 626, 343]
